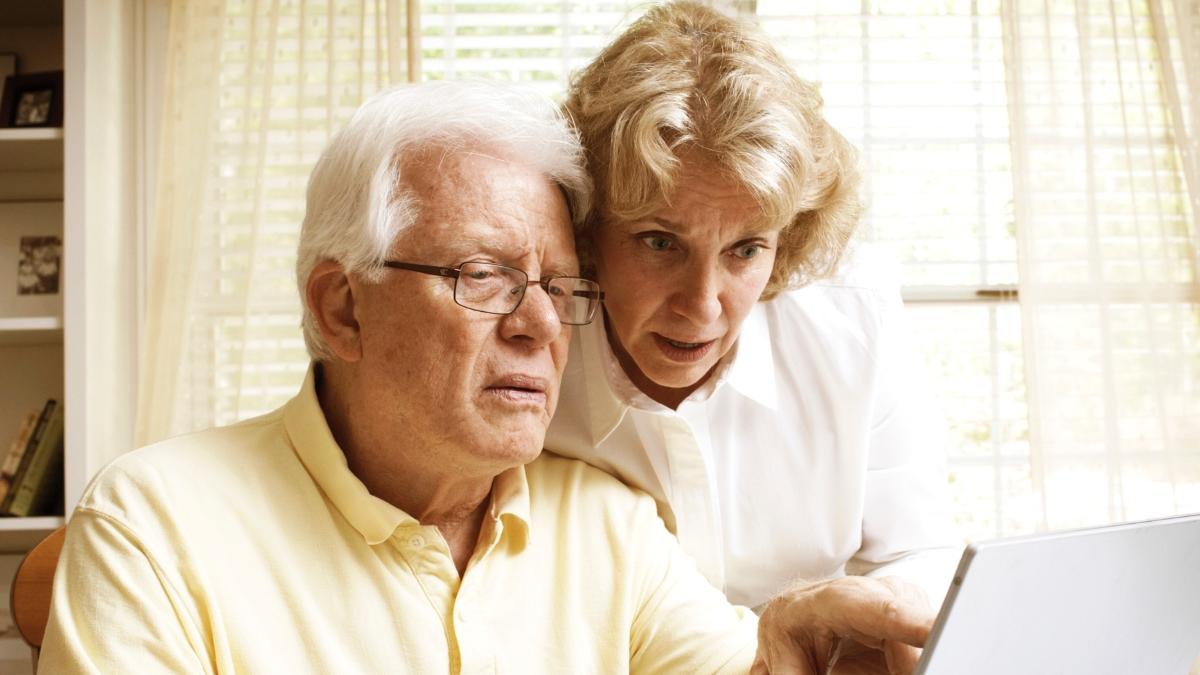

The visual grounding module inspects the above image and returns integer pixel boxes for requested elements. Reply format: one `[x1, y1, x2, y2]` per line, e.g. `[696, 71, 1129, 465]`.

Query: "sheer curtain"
[136, 0, 652, 443]
[1002, 0, 1200, 529]
[136, 0, 1200, 538]
[137, 0, 405, 444]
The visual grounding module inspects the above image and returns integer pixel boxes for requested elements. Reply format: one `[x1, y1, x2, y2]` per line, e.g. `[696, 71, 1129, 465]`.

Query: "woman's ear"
[306, 260, 362, 362]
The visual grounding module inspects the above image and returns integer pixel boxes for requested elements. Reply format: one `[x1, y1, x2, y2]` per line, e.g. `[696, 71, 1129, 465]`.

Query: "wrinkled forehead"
[393, 146, 578, 271]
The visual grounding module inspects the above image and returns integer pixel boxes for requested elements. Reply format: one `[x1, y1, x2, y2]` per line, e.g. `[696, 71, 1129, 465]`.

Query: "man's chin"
[481, 422, 547, 463]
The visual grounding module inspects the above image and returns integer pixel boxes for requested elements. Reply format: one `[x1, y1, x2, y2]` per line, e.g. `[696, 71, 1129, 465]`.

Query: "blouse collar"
[582, 303, 779, 446]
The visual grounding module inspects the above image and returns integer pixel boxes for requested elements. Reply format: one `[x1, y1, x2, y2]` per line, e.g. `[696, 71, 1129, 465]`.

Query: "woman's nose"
[668, 263, 722, 326]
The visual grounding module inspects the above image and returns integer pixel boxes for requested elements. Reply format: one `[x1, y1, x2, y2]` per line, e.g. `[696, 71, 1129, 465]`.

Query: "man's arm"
[626, 493, 760, 674]
[39, 509, 210, 674]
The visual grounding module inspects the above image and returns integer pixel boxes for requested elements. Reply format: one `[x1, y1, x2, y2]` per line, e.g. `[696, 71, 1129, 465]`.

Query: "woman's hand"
[751, 576, 934, 675]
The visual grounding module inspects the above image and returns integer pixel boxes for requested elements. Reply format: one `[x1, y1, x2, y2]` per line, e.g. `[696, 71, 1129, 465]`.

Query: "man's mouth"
[486, 374, 550, 404]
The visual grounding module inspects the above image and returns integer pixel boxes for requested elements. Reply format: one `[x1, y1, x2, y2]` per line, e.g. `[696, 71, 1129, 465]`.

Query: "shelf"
[0, 317, 63, 346]
[0, 516, 63, 553]
[0, 2, 63, 25]
[0, 129, 64, 172]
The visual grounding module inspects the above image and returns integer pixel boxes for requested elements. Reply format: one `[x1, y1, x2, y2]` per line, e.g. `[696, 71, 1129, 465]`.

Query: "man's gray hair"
[295, 80, 591, 361]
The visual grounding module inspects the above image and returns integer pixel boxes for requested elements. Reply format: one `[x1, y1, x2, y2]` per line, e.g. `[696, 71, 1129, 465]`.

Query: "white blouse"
[545, 248, 961, 609]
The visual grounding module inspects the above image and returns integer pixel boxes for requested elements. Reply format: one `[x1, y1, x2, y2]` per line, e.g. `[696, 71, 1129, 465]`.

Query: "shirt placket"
[660, 411, 726, 592]
[394, 524, 497, 675]
[455, 520, 502, 675]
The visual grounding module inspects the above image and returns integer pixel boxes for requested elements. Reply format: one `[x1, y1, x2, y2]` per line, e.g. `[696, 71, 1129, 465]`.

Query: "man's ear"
[306, 260, 363, 363]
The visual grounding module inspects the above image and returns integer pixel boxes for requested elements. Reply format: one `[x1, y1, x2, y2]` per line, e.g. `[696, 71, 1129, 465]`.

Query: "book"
[5, 402, 64, 517]
[0, 399, 56, 514]
[0, 410, 39, 503]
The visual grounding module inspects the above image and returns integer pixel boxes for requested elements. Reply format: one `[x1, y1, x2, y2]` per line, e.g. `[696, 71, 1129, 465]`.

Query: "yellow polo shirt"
[39, 366, 757, 674]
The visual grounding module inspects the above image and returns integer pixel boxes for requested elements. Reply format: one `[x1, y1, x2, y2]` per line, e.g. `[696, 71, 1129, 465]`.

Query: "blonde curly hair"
[565, 0, 861, 297]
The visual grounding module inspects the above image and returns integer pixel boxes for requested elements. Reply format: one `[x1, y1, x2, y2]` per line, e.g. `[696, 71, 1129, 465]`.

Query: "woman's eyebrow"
[648, 216, 682, 230]
[644, 216, 777, 239]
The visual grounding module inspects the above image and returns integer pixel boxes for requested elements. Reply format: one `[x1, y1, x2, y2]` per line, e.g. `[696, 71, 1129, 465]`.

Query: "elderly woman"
[547, 0, 958, 642]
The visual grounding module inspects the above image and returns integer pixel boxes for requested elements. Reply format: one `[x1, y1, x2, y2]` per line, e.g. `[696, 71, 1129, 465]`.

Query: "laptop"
[915, 513, 1200, 675]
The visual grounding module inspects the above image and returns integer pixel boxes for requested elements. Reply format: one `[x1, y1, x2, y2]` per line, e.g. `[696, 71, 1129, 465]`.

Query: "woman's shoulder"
[769, 243, 902, 323]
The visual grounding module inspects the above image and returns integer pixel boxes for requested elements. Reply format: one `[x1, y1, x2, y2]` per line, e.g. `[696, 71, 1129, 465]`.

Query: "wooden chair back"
[10, 525, 67, 670]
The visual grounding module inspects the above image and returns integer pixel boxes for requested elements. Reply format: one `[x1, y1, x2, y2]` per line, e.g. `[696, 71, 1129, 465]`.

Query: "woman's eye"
[733, 244, 762, 260]
[639, 235, 673, 251]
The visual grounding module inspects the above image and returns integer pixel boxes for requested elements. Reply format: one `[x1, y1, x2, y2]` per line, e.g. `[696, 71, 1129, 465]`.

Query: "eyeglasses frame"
[381, 260, 604, 325]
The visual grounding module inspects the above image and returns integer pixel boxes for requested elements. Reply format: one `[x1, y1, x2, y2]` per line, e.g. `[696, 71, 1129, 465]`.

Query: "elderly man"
[39, 81, 932, 674]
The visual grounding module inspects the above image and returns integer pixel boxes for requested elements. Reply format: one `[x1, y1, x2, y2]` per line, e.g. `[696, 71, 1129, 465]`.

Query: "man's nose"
[499, 281, 564, 346]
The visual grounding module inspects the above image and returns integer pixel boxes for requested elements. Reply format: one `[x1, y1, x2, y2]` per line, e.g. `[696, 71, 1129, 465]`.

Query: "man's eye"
[639, 235, 673, 251]
[465, 269, 494, 280]
[733, 244, 762, 260]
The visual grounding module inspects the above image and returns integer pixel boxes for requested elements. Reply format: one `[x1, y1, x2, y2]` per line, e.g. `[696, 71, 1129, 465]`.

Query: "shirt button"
[407, 535, 425, 549]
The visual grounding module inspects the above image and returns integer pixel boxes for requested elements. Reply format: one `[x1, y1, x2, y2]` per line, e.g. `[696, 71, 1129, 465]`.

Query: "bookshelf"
[1, 7, 65, 669]
[0, 317, 63, 347]
[0, 3, 140, 669]
[0, 6, 67, 566]
[0, 0, 140, 554]
[0, 517, 62, 553]
[0, 128, 64, 168]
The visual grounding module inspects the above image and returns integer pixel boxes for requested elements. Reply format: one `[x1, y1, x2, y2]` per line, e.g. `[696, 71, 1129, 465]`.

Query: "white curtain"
[136, 0, 1200, 541]
[1002, 0, 1200, 529]
[137, 0, 404, 444]
[136, 0, 655, 443]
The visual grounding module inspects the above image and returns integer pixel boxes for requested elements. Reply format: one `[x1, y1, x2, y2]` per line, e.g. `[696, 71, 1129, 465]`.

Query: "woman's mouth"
[653, 333, 716, 362]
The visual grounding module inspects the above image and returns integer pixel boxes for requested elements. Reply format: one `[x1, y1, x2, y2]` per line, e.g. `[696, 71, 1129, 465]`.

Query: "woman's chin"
[637, 358, 717, 394]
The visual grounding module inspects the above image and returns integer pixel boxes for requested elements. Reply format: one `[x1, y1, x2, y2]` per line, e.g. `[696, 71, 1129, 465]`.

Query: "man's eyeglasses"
[382, 260, 604, 326]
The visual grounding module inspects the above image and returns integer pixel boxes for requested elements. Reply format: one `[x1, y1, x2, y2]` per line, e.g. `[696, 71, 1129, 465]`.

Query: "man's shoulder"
[527, 452, 656, 513]
[78, 408, 292, 522]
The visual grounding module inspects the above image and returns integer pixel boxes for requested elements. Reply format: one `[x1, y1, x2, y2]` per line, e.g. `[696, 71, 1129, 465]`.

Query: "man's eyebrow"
[435, 236, 505, 263]
[436, 241, 578, 277]
[540, 264, 582, 279]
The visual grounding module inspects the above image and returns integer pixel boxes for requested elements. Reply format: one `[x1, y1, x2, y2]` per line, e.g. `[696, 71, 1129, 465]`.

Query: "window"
[161, 0, 1199, 543]
[751, 1, 1026, 540]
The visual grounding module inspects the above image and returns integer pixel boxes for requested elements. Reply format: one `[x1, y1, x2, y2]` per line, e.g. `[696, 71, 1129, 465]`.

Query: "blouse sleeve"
[846, 272, 962, 607]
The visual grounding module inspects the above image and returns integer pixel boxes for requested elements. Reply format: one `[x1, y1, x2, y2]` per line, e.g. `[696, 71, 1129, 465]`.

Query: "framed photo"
[17, 236, 61, 295]
[0, 70, 63, 129]
[0, 202, 63, 319]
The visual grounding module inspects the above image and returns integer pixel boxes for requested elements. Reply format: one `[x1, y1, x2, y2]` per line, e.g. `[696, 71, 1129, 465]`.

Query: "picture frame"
[0, 202, 64, 319]
[0, 70, 63, 129]
[17, 235, 61, 295]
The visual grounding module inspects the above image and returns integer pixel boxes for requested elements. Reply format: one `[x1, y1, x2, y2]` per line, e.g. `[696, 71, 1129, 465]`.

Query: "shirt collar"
[283, 363, 532, 546]
[723, 302, 779, 411]
[581, 303, 779, 445]
[486, 463, 531, 547]
[579, 318, 631, 447]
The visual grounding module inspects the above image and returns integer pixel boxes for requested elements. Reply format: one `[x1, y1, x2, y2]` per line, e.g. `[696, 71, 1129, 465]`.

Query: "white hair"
[296, 80, 591, 361]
